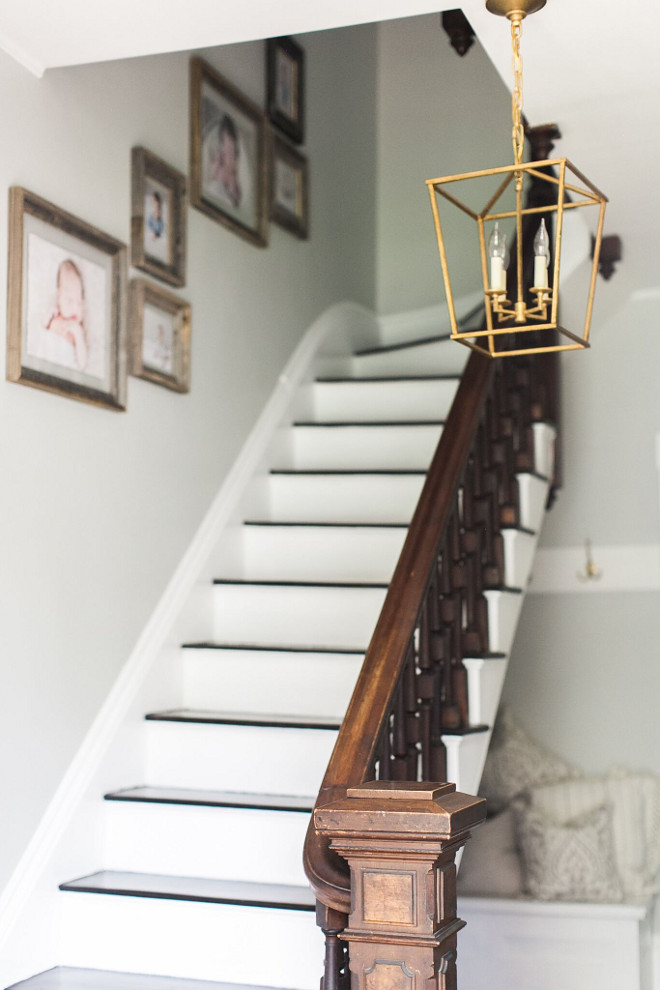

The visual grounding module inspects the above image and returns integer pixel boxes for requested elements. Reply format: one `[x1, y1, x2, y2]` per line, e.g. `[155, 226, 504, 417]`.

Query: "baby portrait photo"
[128, 278, 190, 393]
[190, 57, 268, 247]
[131, 147, 187, 288]
[25, 235, 106, 379]
[6, 187, 127, 410]
[143, 177, 172, 267]
[142, 303, 174, 376]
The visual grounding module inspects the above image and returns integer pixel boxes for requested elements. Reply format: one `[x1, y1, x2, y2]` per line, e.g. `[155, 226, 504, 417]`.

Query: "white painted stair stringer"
[0, 297, 557, 990]
[0, 300, 386, 989]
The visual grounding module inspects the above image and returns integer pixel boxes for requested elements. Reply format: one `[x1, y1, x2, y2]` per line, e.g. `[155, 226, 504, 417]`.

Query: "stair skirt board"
[57, 889, 322, 990]
[2, 301, 556, 990]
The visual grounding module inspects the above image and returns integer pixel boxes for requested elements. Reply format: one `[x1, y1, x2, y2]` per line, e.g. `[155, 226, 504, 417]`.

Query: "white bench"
[457, 895, 654, 989]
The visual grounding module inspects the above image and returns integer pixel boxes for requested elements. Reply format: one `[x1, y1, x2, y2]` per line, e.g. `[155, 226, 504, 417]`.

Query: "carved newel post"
[314, 780, 486, 990]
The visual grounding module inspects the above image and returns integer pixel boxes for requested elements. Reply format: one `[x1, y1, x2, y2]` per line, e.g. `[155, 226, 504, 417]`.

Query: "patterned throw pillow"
[528, 774, 646, 897]
[513, 799, 623, 903]
[479, 707, 577, 814]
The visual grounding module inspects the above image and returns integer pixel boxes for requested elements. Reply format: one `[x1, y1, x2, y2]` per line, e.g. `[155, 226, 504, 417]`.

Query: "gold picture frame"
[6, 186, 127, 410]
[131, 147, 187, 287]
[190, 56, 269, 248]
[129, 279, 191, 393]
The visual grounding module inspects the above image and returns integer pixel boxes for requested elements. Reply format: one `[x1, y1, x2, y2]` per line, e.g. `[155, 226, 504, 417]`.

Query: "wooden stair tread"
[181, 642, 365, 655]
[243, 520, 409, 529]
[59, 871, 316, 910]
[145, 709, 342, 730]
[269, 468, 426, 476]
[291, 419, 445, 427]
[104, 786, 315, 812]
[441, 723, 489, 737]
[354, 333, 451, 356]
[315, 374, 459, 383]
[7, 968, 284, 990]
[212, 578, 388, 589]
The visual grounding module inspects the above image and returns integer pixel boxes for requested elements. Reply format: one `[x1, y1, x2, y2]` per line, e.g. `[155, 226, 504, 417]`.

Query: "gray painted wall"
[0, 24, 378, 891]
[375, 14, 513, 316]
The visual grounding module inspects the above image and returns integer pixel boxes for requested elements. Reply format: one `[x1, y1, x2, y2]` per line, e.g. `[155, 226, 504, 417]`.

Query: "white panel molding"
[0, 300, 377, 955]
[528, 544, 660, 595]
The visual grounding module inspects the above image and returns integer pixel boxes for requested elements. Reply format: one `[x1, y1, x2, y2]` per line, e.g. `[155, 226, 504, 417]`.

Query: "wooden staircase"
[5, 308, 556, 990]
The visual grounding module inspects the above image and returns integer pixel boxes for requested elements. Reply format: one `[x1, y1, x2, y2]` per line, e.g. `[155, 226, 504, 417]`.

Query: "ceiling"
[0, 0, 657, 293]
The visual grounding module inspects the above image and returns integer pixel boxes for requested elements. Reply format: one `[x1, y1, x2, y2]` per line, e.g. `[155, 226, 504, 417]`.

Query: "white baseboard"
[529, 544, 660, 594]
[0, 300, 377, 957]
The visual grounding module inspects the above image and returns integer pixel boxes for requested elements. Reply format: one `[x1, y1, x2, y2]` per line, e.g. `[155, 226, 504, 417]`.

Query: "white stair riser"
[463, 658, 507, 727]
[212, 583, 386, 650]
[298, 379, 459, 423]
[350, 341, 467, 379]
[145, 721, 337, 795]
[58, 893, 323, 990]
[267, 473, 425, 524]
[484, 590, 523, 655]
[533, 422, 556, 480]
[442, 731, 491, 797]
[518, 474, 550, 531]
[282, 424, 442, 471]
[232, 524, 407, 584]
[103, 801, 310, 886]
[502, 529, 537, 589]
[183, 649, 363, 719]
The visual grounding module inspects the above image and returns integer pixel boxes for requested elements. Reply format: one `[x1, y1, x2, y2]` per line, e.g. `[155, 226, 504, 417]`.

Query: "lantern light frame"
[426, 0, 608, 358]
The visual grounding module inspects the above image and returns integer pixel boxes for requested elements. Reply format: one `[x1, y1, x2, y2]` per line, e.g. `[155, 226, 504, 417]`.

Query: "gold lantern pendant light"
[426, 0, 608, 358]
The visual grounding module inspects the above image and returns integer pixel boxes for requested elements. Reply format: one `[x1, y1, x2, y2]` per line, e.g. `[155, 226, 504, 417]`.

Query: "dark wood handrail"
[303, 349, 494, 913]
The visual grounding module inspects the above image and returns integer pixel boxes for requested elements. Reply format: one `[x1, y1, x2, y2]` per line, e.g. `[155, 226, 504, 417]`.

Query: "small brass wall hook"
[577, 539, 602, 582]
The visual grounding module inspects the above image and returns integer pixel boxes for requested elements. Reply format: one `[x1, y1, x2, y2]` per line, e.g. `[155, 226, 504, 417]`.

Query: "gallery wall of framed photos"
[6, 38, 312, 410]
[0, 22, 380, 894]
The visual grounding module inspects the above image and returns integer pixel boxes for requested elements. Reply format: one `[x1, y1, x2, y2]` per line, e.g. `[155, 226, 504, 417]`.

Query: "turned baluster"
[318, 904, 350, 990]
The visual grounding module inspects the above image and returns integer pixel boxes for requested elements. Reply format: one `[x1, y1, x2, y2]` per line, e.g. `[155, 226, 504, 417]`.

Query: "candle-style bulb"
[533, 218, 551, 289]
[488, 222, 508, 291]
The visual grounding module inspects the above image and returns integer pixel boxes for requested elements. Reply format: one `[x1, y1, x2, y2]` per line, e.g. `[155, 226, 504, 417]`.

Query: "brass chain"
[511, 18, 525, 167]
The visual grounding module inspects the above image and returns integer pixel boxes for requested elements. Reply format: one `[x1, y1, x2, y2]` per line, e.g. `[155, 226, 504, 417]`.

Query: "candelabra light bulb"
[488, 222, 509, 292]
[534, 218, 551, 264]
[533, 218, 551, 289]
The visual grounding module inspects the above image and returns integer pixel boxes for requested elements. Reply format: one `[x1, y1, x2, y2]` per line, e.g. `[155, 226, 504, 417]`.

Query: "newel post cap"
[314, 780, 486, 843]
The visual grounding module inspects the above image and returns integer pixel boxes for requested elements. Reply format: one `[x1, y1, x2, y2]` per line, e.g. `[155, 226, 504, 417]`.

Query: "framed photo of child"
[129, 279, 191, 393]
[190, 57, 268, 248]
[131, 147, 187, 287]
[267, 37, 305, 145]
[270, 133, 309, 240]
[6, 187, 127, 410]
